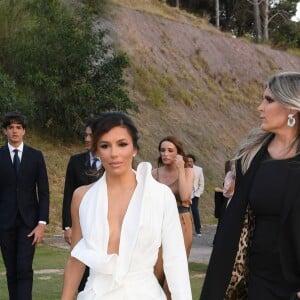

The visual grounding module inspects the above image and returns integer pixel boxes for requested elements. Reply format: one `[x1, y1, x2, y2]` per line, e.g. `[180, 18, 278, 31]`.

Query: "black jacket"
[0, 144, 49, 229]
[200, 144, 300, 299]
[62, 151, 99, 229]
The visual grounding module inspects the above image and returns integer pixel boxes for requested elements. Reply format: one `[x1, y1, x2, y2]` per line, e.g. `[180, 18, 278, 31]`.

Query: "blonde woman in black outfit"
[201, 72, 300, 300]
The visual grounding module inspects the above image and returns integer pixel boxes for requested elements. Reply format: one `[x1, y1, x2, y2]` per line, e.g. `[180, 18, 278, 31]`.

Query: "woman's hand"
[174, 154, 185, 169]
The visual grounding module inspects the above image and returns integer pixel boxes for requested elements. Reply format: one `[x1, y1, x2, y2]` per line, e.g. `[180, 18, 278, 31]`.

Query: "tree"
[0, 68, 34, 119]
[249, 0, 263, 41]
[268, 0, 300, 48]
[216, 0, 220, 29]
[261, 0, 269, 41]
[0, 0, 136, 137]
[215, 0, 299, 46]
[265, 0, 298, 43]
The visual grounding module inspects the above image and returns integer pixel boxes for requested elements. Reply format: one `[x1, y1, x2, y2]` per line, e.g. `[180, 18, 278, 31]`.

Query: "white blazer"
[72, 162, 192, 300]
[192, 165, 204, 198]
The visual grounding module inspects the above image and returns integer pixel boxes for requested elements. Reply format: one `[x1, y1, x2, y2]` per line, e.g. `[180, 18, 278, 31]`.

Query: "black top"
[249, 153, 296, 295]
[200, 144, 300, 300]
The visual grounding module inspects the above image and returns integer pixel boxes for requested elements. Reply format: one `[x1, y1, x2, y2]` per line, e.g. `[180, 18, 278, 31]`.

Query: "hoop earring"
[287, 114, 296, 127]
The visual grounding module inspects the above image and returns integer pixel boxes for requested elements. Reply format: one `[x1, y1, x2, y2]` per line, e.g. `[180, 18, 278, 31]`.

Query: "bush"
[81, 0, 108, 13]
[0, 68, 36, 121]
[270, 20, 300, 49]
[1, 0, 136, 137]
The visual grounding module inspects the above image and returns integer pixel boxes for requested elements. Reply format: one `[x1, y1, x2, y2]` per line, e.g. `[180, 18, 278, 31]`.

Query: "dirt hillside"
[98, 4, 300, 222]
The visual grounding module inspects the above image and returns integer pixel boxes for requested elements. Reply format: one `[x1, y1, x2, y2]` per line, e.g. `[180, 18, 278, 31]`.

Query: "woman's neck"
[268, 132, 298, 159]
[162, 163, 177, 172]
[106, 170, 136, 189]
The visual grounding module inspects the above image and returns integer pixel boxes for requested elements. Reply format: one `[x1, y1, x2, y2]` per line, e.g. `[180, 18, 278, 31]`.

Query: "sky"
[292, 2, 300, 22]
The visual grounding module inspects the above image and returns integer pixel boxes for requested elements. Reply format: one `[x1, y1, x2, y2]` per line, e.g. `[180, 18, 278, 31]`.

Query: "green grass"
[0, 244, 206, 299]
[0, 244, 69, 300]
[190, 262, 207, 299]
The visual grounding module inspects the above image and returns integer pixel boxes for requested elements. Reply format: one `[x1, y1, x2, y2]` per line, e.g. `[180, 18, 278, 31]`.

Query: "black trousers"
[0, 217, 35, 300]
[191, 196, 201, 233]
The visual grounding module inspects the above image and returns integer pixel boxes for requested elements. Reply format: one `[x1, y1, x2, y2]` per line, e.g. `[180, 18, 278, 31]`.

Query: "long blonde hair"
[232, 71, 300, 174]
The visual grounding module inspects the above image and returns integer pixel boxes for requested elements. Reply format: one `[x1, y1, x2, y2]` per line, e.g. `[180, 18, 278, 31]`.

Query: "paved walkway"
[189, 224, 215, 264]
[44, 224, 216, 264]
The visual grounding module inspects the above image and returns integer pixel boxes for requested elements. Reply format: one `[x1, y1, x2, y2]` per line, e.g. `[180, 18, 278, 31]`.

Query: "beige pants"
[154, 212, 193, 299]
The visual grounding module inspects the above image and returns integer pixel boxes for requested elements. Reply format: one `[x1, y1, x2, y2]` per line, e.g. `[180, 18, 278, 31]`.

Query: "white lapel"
[114, 162, 152, 283]
[72, 176, 113, 272]
[72, 163, 154, 283]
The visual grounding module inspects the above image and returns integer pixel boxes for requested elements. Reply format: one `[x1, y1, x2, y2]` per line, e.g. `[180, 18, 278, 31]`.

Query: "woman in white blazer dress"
[61, 112, 192, 300]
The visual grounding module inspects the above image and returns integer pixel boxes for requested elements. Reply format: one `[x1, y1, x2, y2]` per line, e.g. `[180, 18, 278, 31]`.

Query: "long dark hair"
[91, 112, 139, 154]
[89, 112, 139, 176]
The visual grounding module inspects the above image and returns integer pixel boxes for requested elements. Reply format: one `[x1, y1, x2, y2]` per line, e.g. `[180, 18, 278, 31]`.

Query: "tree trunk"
[215, 0, 220, 29]
[253, 0, 262, 42]
[176, 0, 180, 8]
[262, 0, 269, 41]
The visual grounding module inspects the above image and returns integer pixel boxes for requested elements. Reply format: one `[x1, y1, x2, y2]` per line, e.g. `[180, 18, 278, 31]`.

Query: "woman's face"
[159, 141, 178, 165]
[258, 88, 295, 133]
[96, 126, 136, 176]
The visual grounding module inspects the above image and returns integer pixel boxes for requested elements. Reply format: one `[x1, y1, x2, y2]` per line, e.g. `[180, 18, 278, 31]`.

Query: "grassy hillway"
[5, 0, 300, 234]
[96, 1, 300, 222]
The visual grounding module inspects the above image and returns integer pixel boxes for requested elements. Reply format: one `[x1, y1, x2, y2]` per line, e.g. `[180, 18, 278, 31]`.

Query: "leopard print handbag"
[224, 206, 255, 300]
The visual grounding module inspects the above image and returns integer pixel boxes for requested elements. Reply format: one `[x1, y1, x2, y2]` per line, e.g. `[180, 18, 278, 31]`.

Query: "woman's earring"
[287, 114, 296, 127]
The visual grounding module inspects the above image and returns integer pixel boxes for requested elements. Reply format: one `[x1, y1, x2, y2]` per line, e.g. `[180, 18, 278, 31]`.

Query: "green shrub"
[0, 68, 36, 120]
[81, 0, 108, 13]
[1, 0, 136, 137]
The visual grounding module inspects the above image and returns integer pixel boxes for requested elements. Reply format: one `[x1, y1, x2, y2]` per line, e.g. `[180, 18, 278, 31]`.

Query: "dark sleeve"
[281, 194, 300, 292]
[62, 156, 76, 229]
[36, 151, 50, 224]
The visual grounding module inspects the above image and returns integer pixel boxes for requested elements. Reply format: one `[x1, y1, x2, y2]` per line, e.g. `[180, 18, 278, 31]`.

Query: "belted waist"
[177, 206, 191, 214]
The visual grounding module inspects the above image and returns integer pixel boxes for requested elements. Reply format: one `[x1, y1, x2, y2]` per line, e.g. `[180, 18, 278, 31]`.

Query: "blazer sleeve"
[161, 187, 192, 300]
[36, 150, 50, 223]
[290, 197, 300, 292]
[281, 194, 300, 291]
[196, 167, 205, 196]
[62, 156, 76, 229]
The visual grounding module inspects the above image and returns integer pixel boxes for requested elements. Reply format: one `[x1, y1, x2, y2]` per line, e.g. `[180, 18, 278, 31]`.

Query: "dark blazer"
[200, 144, 300, 299]
[62, 152, 99, 229]
[0, 144, 49, 229]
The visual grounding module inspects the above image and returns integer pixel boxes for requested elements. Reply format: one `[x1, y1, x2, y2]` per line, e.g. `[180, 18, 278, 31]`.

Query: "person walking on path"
[201, 71, 300, 300]
[61, 112, 191, 300]
[0, 111, 49, 300]
[152, 136, 194, 299]
[62, 117, 101, 291]
[186, 154, 205, 236]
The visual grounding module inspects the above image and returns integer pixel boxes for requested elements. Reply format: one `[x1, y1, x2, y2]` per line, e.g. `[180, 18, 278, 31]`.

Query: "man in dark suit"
[0, 111, 49, 300]
[62, 117, 101, 291]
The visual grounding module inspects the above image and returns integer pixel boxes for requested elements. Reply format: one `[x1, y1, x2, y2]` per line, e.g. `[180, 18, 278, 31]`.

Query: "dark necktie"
[91, 157, 99, 170]
[13, 149, 21, 173]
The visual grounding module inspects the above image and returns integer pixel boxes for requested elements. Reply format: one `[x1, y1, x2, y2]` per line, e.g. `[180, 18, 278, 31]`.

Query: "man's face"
[3, 122, 25, 147]
[185, 157, 194, 168]
[84, 126, 93, 151]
